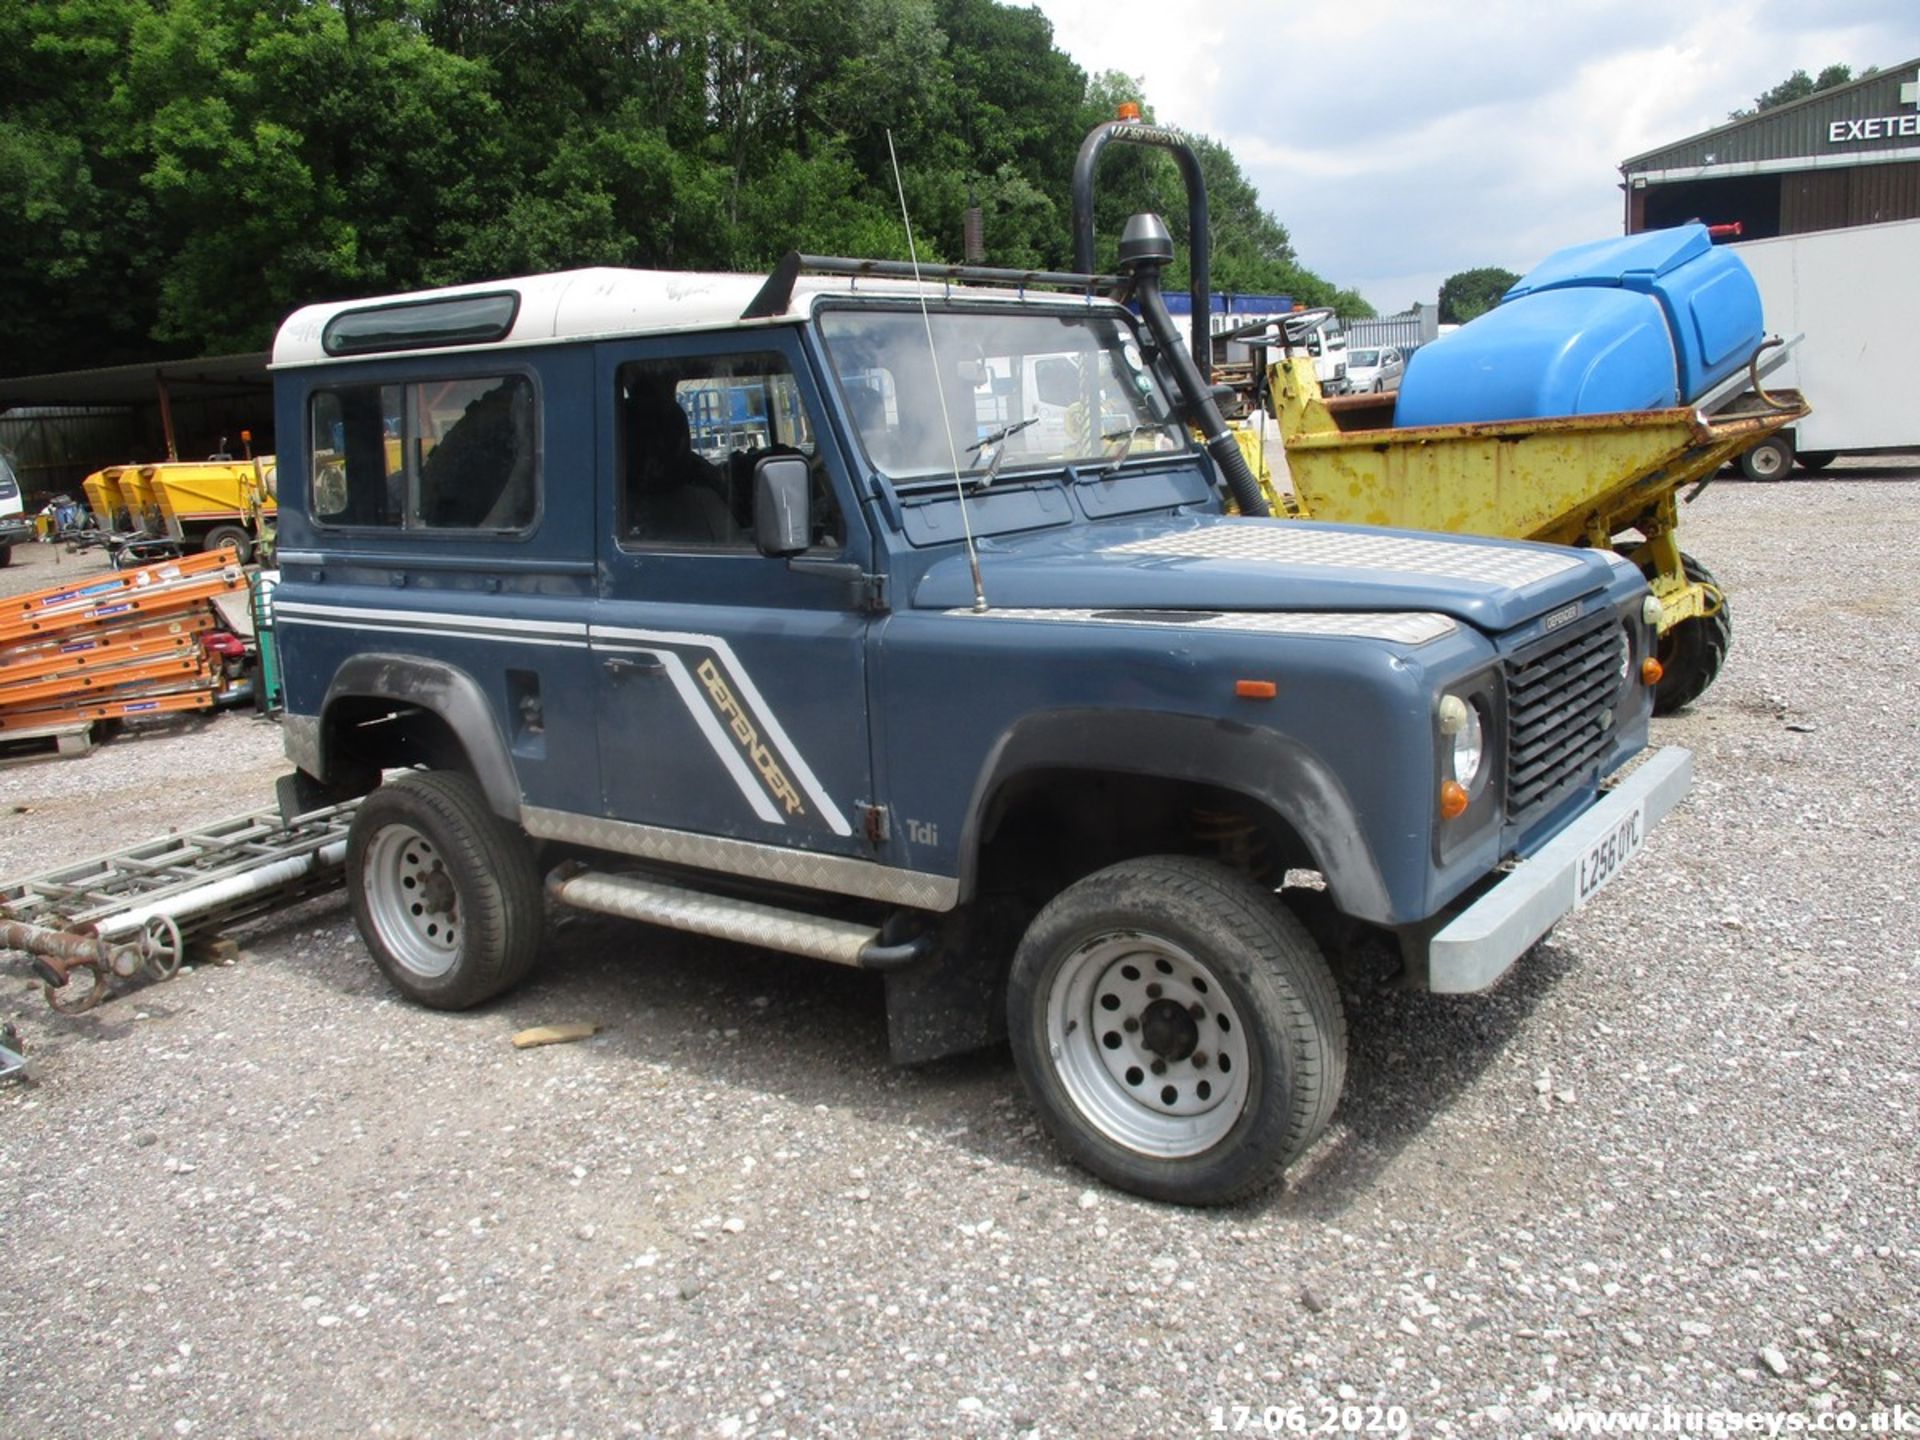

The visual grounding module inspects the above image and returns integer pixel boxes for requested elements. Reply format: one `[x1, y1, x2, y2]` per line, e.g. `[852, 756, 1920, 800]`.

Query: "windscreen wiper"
[967, 415, 1040, 490]
[967, 415, 1041, 456]
[1100, 422, 1162, 474]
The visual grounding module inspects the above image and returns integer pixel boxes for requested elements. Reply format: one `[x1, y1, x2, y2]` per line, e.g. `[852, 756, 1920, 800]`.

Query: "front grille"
[1504, 614, 1622, 817]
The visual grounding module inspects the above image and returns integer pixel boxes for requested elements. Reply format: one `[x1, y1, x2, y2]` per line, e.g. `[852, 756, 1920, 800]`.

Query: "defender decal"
[591, 624, 852, 838]
[647, 648, 785, 826]
[695, 657, 808, 820]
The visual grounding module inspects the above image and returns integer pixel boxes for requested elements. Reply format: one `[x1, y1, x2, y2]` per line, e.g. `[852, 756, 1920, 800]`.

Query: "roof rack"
[742, 251, 1125, 320]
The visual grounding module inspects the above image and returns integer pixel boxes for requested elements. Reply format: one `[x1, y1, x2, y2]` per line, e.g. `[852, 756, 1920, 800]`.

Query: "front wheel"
[347, 770, 544, 1009]
[1653, 552, 1732, 715]
[1795, 451, 1837, 473]
[1007, 856, 1347, 1205]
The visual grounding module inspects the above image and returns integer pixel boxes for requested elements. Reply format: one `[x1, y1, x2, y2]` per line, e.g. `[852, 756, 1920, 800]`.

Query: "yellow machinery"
[82, 466, 139, 532]
[148, 456, 276, 561]
[80, 457, 275, 564]
[118, 465, 162, 537]
[79, 469, 116, 528]
[1233, 352, 1807, 713]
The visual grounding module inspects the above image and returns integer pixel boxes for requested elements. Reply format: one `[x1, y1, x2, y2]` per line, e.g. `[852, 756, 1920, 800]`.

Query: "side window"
[619, 354, 843, 552]
[309, 374, 537, 531]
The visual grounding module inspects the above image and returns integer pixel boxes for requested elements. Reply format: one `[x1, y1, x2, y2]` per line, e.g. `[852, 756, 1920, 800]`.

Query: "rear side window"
[310, 375, 538, 531]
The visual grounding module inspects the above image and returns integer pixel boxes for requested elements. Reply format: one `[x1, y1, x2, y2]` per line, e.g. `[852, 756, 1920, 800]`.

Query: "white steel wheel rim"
[1750, 445, 1786, 479]
[365, 823, 462, 979]
[1045, 931, 1253, 1159]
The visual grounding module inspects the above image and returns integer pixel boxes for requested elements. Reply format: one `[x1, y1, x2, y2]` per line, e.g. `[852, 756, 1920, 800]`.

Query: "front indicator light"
[1440, 779, 1470, 820]
[1641, 657, 1665, 686]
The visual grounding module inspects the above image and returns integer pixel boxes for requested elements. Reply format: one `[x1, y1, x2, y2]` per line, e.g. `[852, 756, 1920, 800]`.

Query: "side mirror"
[1034, 357, 1081, 408]
[753, 454, 812, 557]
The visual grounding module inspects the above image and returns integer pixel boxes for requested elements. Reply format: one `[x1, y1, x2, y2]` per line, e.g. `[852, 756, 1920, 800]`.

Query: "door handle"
[602, 654, 664, 678]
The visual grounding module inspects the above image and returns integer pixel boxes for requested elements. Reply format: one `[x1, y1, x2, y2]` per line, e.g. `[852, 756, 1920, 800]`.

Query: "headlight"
[1451, 703, 1486, 788]
[1437, 694, 1487, 790]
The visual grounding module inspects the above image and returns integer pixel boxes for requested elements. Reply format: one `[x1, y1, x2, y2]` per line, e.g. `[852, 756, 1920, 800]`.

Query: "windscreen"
[1349, 349, 1379, 367]
[818, 307, 1187, 484]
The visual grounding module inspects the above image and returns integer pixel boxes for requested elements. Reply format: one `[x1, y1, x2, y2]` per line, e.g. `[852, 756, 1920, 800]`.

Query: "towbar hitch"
[0, 914, 184, 1014]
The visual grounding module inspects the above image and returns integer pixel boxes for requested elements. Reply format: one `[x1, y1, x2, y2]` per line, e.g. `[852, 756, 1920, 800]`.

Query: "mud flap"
[884, 896, 1028, 1065]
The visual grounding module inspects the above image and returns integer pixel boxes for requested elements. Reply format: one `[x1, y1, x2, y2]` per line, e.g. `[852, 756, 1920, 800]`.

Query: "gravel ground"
[3, 465, 1916, 1438]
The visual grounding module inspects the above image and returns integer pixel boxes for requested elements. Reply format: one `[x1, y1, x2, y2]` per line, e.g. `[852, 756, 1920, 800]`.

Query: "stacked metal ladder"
[0, 800, 358, 1014]
[1, 548, 250, 736]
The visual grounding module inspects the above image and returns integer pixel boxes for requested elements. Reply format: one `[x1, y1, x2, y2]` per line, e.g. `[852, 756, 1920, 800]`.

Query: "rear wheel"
[202, 524, 252, 562]
[347, 770, 543, 1008]
[1007, 856, 1346, 1205]
[0, 543, 12, 568]
[1653, 553, 1732, 715]
[1738, 436, 1792, 482]
[1795, 451, 1837, 473]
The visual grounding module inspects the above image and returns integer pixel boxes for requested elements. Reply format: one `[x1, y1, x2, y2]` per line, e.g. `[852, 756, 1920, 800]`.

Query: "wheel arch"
[955, 709, 1392, 922]
[313, 653, 522, 820]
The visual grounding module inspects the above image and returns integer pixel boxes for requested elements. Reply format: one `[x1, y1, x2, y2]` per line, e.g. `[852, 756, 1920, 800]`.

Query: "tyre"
[1796, 451, 1837, 473]
[1653, 552, 1732, 715]
[0, 543, 12, 568]
[346, 770, 544, 1009]
[1006, 856, 1347, 1205]
[202, 524, 252, 562]
[1738, 436, 1792, 482]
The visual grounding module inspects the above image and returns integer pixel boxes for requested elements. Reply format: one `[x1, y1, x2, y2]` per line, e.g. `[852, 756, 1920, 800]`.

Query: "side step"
[546, 866, 931, 971]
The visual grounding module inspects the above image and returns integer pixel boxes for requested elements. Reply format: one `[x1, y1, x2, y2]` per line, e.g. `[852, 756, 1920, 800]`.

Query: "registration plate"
[1574, 800, 1645, 909]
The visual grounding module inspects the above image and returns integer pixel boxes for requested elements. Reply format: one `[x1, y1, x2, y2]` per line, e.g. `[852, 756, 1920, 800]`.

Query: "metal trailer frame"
[0, 801, 356, 1013]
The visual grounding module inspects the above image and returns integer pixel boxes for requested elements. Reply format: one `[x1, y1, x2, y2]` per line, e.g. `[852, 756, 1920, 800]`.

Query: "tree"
[0, 0, 1372, 366]
[1729, 64, 1865, 120]
[0, 0, 158, 372]
[1439, 267, 1520, 325]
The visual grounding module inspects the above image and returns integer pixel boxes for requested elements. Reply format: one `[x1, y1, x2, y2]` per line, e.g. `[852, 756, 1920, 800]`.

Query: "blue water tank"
[1502, 224, 1763, 402]
[1393, 288, 1680, 427]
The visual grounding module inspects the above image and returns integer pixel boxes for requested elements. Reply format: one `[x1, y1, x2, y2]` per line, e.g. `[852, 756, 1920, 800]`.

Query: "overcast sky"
[1030, 0, 1917, 313]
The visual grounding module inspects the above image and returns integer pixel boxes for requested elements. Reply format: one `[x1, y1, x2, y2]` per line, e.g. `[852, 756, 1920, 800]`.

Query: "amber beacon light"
[1115, 101, 1142, 121]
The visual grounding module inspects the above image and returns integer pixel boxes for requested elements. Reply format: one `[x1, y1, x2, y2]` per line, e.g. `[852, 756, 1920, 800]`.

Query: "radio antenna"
[886, 129, 988, 612]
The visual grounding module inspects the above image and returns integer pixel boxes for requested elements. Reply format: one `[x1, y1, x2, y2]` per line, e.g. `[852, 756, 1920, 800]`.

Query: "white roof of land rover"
[272, 265, 1120, 367]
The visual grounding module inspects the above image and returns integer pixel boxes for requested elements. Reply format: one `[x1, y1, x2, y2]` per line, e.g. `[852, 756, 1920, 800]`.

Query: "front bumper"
[0, 517, 32, 545]
[1425, 746, 1693, 993]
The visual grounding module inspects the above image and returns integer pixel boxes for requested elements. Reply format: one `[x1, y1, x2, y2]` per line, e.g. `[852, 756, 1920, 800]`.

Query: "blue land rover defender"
[270, 207, 1691, 1204]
